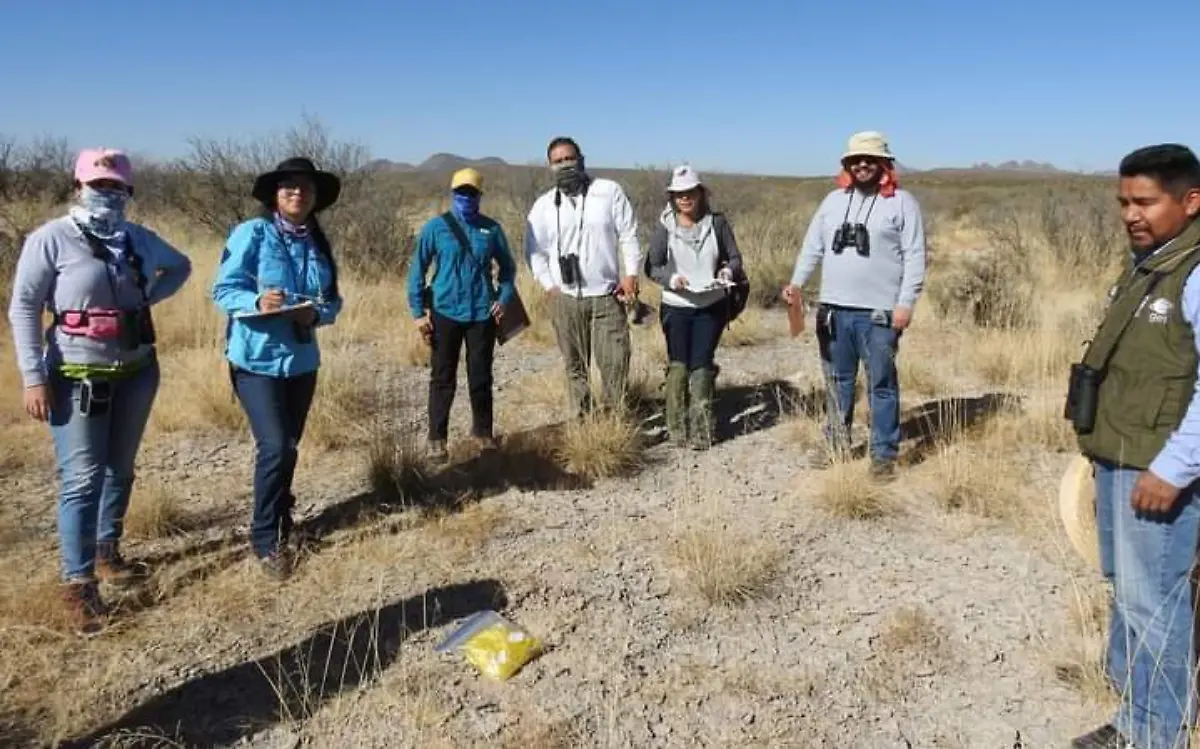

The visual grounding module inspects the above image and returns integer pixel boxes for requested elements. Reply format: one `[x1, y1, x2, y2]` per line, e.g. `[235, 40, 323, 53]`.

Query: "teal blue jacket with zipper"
[211, 216, 343, 378]
[406, 210, 517, 323]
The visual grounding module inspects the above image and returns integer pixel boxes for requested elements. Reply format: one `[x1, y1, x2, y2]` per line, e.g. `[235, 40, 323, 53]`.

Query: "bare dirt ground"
[1, 308, 1108, 748]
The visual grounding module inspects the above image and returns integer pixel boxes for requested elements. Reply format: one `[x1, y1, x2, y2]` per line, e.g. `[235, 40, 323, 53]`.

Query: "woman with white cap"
[781, 131, 927, 479]
[7, 148, 193, 636]
[645, 164, 747, 450]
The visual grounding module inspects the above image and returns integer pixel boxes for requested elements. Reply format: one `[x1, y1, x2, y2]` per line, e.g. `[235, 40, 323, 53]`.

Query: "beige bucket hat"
[842, 131, 896, 161]
[1058, 453, 1100, 571]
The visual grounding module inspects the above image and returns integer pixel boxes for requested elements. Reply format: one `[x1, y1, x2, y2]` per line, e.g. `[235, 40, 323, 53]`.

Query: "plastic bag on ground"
[435, 610, 542, 681]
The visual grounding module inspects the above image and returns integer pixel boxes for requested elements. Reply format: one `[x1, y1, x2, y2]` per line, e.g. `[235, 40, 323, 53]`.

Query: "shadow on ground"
[66, 578, 507, 748]
[893, 392, 1020, 465]
[714, 379, 822, 444]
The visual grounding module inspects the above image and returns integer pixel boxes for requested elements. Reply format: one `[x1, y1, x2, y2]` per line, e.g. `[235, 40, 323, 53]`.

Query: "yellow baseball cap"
[451, 167, 483, 192]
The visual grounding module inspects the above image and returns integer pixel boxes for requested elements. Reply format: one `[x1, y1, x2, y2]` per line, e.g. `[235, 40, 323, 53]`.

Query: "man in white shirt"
[524, 136, 642, 417]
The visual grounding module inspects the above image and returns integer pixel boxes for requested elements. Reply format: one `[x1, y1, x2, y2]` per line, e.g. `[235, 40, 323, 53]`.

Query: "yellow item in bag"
[435, 610, 542, 681]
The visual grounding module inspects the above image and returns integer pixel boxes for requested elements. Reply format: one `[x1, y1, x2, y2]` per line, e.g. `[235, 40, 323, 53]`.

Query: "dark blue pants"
[818, 306, 901, 462]
[233, 369, 317, 558]
[660, 303, 727, 371]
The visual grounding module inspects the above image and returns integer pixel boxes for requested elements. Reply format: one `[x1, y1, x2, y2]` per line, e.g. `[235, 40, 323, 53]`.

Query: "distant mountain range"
[364, 153, 510, 173]
[366, 153, 1089, 177]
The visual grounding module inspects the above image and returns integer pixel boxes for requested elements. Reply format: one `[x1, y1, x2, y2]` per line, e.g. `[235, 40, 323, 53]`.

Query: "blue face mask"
[453, 191, 481, 222]
[71, 185, 130, 239]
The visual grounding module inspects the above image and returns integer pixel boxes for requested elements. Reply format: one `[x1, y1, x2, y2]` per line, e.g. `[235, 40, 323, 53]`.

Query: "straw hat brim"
[1058, 453, 1100, 570]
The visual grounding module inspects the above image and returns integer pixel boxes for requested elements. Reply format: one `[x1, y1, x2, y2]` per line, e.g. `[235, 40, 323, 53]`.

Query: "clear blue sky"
[2, 0, 1196, 176]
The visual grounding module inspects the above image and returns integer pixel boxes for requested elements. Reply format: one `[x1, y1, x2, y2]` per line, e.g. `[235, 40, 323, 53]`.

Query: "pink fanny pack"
[57, 309, 124, 341]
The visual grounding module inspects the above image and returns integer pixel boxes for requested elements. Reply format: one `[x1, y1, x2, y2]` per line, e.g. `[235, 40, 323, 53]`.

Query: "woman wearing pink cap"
[6, 148, 193, 636]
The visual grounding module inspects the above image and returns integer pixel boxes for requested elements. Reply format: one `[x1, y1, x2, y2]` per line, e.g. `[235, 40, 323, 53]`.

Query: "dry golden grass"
[0, 167, 1136, 746]
[864, 604, 956, 701]
[812, 459, 893, 519]
[123, 479, 190, 541]
[669, 521, 782, 605]
[554, 409, 645, 480]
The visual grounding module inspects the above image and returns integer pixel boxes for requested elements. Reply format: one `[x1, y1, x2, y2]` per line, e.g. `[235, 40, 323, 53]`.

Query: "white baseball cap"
[667, 164, 702, 192]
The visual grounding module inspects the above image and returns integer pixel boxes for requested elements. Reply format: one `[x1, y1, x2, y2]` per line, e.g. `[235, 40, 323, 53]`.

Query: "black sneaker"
[1070, 724, 1132, 749]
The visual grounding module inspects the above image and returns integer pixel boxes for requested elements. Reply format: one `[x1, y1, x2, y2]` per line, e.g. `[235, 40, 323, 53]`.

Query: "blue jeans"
[660, 303, 727, 371]
[232, 368, 317, 558]
[818, 306, 901, 462]
[1094, 460, 1200, 748]
[49, 360, 160, 582]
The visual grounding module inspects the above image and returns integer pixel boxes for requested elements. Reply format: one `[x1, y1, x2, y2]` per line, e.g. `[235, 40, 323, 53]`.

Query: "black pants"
[661, 302, 727, 370]
[232, 368, 317, 558]
[429, 311, 496, 441]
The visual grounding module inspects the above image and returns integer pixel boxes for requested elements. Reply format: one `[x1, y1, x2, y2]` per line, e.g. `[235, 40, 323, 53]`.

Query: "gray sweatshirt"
[646, 206, 744, 309]
[7, 216, 193, 387]
[790, 187, 926, 310]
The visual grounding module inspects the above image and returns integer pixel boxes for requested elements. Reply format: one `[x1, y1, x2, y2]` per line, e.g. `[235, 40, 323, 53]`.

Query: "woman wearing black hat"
[211, 157, 344, 580]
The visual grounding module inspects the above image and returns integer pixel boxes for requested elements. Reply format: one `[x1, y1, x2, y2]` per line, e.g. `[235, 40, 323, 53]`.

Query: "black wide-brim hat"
[252, 156, 342, 213]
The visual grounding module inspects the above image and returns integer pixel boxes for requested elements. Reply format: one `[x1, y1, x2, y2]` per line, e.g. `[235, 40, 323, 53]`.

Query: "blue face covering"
[452, 191, 481, 222]
[70, 185, 130, 241]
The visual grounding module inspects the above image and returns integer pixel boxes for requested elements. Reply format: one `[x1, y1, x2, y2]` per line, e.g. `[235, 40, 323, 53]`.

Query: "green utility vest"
[1077, 219, 1200, 468]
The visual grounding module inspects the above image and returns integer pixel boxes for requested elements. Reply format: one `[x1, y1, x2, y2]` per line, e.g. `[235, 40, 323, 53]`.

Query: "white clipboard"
[682, 278, 737, 292]
[233, 301, 316, 320]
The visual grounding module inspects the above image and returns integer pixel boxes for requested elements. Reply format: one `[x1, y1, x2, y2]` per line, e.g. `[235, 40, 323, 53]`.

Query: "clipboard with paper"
[234, 300, 316, 320]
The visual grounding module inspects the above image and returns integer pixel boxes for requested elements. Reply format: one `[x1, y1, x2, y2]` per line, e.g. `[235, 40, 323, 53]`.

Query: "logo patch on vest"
[1147, 297, 1173, 324]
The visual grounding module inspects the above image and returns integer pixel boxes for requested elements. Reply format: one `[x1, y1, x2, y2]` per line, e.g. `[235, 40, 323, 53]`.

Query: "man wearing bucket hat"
[1065, 143, 1200, 749]
[781, 131, 926, 479]
[211, 156, 344, 580]
[407, 167, 518, 463]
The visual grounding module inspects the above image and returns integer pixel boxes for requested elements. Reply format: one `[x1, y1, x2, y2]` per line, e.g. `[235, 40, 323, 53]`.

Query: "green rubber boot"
[665, 362, 689, 447]
[688, 366, 716, 451]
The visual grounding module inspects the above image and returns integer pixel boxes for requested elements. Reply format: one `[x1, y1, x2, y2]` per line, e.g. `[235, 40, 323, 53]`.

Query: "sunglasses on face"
[278, 179, 315, 194]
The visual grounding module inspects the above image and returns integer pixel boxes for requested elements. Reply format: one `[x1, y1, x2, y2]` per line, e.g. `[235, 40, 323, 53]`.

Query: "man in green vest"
[1069, 143, 1200, 749]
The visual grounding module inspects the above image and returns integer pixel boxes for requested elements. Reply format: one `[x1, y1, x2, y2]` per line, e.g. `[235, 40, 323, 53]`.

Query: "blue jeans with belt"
[49, 359, 160, 582]
[817, 305, 901, 463]
[1094, 459, 1200, 748]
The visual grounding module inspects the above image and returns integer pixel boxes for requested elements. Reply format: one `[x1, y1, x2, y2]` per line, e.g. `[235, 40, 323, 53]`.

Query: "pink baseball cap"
[74, 148, 133, 188]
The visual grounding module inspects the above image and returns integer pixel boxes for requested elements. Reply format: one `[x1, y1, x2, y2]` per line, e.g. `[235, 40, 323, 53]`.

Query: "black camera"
[558, 254, 582, 286]
[1064, 362, 1103, 434]
[832, 222, 870, 257]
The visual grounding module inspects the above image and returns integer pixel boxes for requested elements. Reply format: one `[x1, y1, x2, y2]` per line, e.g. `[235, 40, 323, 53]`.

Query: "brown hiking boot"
[258, 548, 294, 581]
[95, 541, 147, 587]
[474, 435, 499, 451]
[62, 580, 109, 638]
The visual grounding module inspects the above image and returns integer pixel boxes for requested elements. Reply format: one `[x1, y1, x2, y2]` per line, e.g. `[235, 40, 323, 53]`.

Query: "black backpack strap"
[81, 229, 149, 303]
[440, 212, 494, 293]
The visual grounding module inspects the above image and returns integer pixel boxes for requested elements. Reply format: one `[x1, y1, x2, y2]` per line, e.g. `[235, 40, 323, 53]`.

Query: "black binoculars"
[558, 254, 582, 286]
[832, 222, 870, 257]
[1064, 362, 1102, 434]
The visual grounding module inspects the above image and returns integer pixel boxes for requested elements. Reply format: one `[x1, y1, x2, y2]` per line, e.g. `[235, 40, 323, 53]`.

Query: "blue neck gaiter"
[452, 192, 481, 223]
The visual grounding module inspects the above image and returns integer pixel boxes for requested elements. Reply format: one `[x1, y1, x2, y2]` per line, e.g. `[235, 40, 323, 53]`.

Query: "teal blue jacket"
[211, 217, 342, 378]
[406, 211, 517, 323]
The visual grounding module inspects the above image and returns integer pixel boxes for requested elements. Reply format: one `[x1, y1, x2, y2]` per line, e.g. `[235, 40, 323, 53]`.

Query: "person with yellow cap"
[407, 167, 518, 463]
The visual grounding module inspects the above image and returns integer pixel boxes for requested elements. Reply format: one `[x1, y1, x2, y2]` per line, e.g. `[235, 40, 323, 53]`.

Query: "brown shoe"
[258, 548, 294, 581]
[474, 435, 499, 451]
[62, 580, 109, 638]
[95, 541, 147, 587]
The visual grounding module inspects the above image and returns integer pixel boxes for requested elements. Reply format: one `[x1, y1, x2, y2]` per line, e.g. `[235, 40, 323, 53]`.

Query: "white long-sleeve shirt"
[524, 177, 642, 297]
